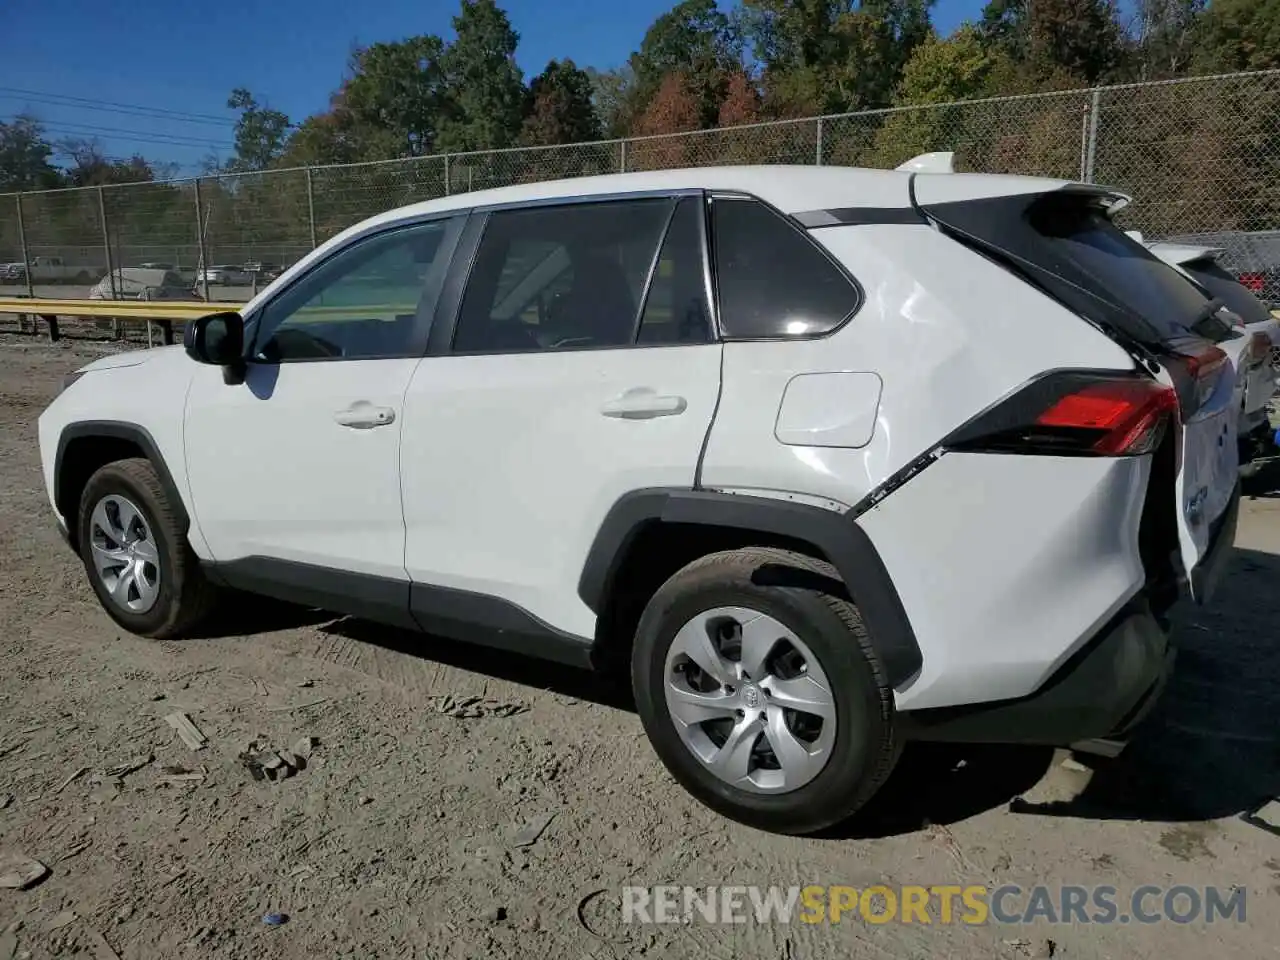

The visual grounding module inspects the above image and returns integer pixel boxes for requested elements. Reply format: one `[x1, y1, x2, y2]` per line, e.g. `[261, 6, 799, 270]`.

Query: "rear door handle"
[600, 388, 688, 420]
[334, 402, 396, 429]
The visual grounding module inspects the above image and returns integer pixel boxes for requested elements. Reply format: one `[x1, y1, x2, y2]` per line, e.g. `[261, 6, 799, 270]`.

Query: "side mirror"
[184, 311, 246, 385]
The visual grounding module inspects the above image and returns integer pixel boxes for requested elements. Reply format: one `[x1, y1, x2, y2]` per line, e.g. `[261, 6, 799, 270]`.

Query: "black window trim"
[439, 190, 718, 358]
[707, 191, 865, 342]
[240, 209, 468, 364]
[631, 199, 682, 343]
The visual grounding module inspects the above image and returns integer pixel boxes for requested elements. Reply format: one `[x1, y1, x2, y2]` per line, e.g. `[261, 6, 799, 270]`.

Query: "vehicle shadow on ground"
[188, 592, 336, 639]
[319, 616, 635, 711]
[1242, 456, 1280, 498]
[1005, 545, 1280, 825]
[840, 545, 1280, 839]
[194, 548, 1279, 840]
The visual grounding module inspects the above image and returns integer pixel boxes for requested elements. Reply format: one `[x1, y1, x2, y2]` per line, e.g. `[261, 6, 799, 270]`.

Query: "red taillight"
[1239, 272, 1265, 293]
[1170, 343, 1228, 415]
[944, 371, 1177, 458]
[1036, 380, 1177, 455]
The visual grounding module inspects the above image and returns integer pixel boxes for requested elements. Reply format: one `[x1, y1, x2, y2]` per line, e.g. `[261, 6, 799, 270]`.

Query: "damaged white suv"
[38, 159, 1240, 834]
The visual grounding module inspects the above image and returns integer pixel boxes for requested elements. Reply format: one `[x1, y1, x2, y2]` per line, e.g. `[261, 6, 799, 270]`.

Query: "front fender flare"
[54, 420, 190, 532]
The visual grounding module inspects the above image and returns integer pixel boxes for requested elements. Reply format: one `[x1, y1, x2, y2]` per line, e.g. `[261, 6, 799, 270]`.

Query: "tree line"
[5, 0, 1278, 189]
[1, 0, 1277, 263]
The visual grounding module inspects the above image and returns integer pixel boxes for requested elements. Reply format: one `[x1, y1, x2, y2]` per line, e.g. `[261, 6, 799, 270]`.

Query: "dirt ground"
[0, 330, 1277, 960]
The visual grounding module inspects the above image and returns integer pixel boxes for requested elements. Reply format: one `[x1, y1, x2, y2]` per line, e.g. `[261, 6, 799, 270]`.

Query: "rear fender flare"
[578, 488, 923, 688]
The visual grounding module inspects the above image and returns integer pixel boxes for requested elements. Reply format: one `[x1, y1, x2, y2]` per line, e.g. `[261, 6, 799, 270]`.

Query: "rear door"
[400, 194, 722, 639]
[915, 180, 1239, 597]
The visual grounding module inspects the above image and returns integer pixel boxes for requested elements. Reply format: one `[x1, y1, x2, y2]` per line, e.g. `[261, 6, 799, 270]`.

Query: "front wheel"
[77, 458, 216, 638]
[631, 547, 898, 835]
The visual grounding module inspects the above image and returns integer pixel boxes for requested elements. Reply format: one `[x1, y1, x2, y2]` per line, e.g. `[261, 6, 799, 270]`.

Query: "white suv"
[37, 164, 1241, 834]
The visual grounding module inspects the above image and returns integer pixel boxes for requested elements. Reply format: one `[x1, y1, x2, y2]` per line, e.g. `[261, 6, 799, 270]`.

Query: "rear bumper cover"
[897, 599, 1173, 745]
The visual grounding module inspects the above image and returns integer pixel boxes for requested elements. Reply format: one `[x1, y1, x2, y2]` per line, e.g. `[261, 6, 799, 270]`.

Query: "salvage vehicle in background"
[38, 161, 1240, 835]
[89, 268, 199, 302]
[1146, 239, 1280, 472]
[2, 256, 95, 284]
[196, 264, 251, 286]
[1164, 229, 1280, 309]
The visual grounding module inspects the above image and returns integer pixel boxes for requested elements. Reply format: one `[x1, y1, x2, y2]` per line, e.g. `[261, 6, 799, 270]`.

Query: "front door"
[184, 215, 464, 616]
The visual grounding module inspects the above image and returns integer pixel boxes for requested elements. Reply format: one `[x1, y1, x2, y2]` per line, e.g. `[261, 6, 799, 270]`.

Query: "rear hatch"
[913, 178, 1239, 601]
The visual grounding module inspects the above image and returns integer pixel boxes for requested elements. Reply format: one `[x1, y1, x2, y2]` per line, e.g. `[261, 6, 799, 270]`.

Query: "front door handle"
[600, 388, 688, 420]
[334, 402, 396, 429]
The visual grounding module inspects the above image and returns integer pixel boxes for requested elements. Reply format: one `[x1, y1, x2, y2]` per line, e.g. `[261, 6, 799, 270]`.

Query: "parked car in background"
[197, 264, 251, 286]
[243, 261, 283, 283]
[2, 256, 95, 284]
[1164, 229, 1280, 309]
[89, 268, 197, 302]
[1146, 239, 1280, 471]
[40, 160, 1240, 834]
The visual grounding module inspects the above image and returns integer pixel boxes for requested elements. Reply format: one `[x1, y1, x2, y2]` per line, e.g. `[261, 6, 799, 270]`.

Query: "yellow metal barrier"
[0, 296, 244, 345]
[0, 297, 243, 320]
[0, 297, 421, 345]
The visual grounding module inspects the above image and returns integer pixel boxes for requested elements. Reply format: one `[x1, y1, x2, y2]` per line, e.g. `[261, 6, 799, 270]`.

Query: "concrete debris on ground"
[512, 812, 556, 848]
[0, 854, 48, 890]
[163, 712, 207, 751]
[429, 694, 528, 719]
[103, 753, 153, 779]
[238, 735, 318, 782]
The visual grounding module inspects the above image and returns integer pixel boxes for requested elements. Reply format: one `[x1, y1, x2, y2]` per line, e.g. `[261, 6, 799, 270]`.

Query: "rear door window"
[637, 197, 713, 345]
[452, 198, 672, 353]
[712, 198, 860, 339]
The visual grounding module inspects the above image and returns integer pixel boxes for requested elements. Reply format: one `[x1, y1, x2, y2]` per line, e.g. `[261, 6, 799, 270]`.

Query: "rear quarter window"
[712, 198, 860, 339]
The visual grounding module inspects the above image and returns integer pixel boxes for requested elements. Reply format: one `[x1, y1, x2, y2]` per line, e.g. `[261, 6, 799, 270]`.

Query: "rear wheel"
[77, 458, 216, 639]
[631, 547, 898, 835]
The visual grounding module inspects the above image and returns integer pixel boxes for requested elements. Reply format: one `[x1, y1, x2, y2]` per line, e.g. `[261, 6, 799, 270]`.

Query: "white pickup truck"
[2, 257, 96, 284]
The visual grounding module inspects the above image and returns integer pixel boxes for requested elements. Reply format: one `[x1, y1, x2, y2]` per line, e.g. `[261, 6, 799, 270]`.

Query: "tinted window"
[454, 199, 671, 353]
[1026, 200, 1210, 341]
[638, 198, 712, 345]
[1183, 258, 1272, 325]
[713, 198, 859, 338]
[253, 218, 456, 361]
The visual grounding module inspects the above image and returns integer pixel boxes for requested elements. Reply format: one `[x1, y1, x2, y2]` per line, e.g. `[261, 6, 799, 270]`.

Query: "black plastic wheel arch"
[578, 488, 923, 688]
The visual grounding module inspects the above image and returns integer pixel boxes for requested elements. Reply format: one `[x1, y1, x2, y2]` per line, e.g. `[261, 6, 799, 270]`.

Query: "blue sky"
[0, 0, 981, 173]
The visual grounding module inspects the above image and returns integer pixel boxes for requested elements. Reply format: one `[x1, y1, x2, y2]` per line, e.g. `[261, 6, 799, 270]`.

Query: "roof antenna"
[895, 152, 955, 174]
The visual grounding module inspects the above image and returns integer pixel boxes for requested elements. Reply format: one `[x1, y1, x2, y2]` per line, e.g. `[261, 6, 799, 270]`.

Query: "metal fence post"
[305, 168, 318, 249]
[444, 154, 451, 196]
[97, 187, 116, 300]
[15, 195, 33, 299]
[620, 141, 627, 174]
[194, 178, 210, 301]
[1083, 89, 1101, 184]
[815, 117, 824, 166]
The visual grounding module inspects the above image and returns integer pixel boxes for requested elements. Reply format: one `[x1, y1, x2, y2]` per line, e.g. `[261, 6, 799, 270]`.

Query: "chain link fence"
[3, 68, 1279, 302]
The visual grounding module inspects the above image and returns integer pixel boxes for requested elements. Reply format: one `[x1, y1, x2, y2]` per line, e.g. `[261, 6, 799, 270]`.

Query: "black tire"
[631, 547, 897, 835]
[77, 458, 217, 639]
